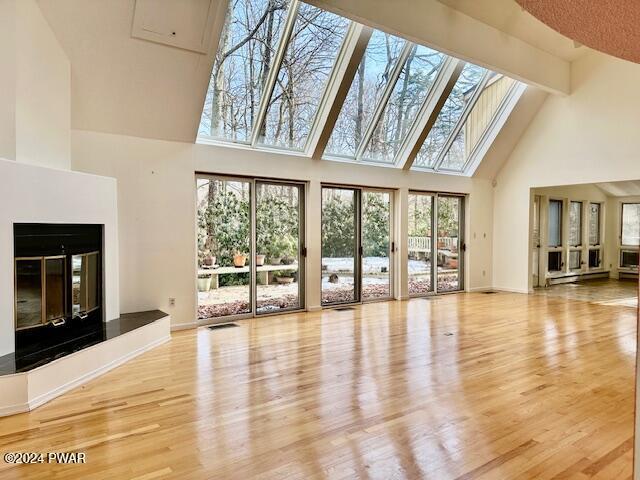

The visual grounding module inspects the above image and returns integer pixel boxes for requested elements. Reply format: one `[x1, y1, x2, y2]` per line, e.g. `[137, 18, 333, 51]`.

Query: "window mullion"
[308, 23, 372, 159]
[353, 42, 414, 161]
[395, 58, 463, 171]
[249, 0, 300, 148]
[433, 70, 492, 171]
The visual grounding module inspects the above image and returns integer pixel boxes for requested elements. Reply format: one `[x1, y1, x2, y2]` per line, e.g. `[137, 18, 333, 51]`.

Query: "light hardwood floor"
[0, 281, 636, 479]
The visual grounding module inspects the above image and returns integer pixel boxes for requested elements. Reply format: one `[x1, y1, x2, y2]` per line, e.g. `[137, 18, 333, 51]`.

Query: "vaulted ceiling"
[36, 0, 566, 176]
[437, 0, 586, 62]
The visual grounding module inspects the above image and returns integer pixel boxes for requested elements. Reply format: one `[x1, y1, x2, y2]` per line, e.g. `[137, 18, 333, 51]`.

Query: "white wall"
[0, 0, 71, 169]
[71, 130, 494, 329]
[0, 158, 120, 356]
[15, 0, 71, 169]
[493, 51, 640, 293]
[0, 0, 17, 161]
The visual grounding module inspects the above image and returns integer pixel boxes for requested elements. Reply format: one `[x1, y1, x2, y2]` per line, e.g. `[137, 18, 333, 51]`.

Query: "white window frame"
[619, 202, 640, 272]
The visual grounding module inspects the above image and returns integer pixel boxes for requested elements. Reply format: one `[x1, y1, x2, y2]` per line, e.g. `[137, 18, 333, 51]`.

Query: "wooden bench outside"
[199, 264, 298, 289]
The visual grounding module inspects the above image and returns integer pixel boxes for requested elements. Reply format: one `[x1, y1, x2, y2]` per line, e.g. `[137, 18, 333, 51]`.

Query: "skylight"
[325, 30, 407, 159]
[198, 0, 527, 176]
[258, 3, 350, 150]
[414, 63, 488, 169]
[437, 76, 519, 172]
[199, 0, 292, 142]
[361, 45, 447, 164]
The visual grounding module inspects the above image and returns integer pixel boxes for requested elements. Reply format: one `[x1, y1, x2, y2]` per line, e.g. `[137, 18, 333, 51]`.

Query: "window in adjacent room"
[548, 200, 562, 248]
[620, 203, 640, 270]
[621, 203, 640, 247]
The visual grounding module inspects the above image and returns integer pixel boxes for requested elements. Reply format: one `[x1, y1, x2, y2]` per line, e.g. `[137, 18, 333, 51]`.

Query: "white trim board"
[0, 315, 171, 417]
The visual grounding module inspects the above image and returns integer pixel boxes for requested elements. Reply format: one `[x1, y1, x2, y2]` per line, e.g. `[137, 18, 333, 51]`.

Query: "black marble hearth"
[0, 310, 167, 375]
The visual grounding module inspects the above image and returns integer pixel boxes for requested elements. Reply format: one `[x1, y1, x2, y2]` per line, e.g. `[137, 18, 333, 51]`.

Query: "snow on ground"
[198, 257, 459, 319]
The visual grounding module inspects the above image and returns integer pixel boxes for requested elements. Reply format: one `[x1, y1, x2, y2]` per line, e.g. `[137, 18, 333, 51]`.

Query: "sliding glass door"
[196, 177, 252, 319]
[196, 175, 305, 321]
[408, 193, 434, 295]
[437, 195, 463, 292]
[321, 186, 394, 306]
[362, 190, 392, 300]
[321, 187, 359, 305]
[256, 182, 304, 314]
[408, 191, 464, 295]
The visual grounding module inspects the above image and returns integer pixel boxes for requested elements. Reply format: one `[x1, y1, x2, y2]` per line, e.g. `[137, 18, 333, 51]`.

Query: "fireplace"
[14, 224, 103, 357]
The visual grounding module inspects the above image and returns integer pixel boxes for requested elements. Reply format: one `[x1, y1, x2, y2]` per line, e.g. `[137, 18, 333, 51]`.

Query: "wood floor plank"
[0, 279, 635, 479]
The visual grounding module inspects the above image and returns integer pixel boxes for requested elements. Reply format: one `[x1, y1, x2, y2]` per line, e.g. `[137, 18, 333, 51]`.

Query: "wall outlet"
[169, 297, 176, 307]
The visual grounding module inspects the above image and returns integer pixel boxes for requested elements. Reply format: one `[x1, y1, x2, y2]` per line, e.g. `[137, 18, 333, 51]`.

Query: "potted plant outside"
[275, 271, 295, 284]
[270, 256, 283, 266]
[233, 252, 248, 268]
[197, 273, 212, 292]
[281, 255, 296, 265]
[256, 254, 266, 266]
[203, 251, 216, 267]
[270, 235, 296, 265]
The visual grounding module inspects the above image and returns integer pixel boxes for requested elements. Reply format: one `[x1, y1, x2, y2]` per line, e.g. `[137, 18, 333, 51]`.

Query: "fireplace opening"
[14, 224, 104, 359]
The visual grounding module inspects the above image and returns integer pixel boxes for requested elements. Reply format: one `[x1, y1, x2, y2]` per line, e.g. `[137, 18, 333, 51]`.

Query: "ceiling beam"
[305, 0, 570, 95]
[309, 24, 372, 159]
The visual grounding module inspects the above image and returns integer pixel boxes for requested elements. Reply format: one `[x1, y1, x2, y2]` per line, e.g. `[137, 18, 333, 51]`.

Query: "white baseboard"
[0, 402, 29, 417]
[0, 316, 171, 417]
[491, 286, 531, 294]
[307, 305, 322, 312]
[28, 335, 170, 411]
[467, 286, 492, 293]
[171, 322, 197, 331]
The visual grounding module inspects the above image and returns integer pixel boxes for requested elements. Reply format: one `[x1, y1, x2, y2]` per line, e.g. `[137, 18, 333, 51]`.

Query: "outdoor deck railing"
[408, 236, 458, 252]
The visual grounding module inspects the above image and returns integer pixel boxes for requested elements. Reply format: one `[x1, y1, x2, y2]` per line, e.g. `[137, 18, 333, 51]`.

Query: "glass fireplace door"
[72, 252, 100, 319]
[16, 255, 69, 329]
[45, 256, 66, 323]
[15, 258, 43, 330]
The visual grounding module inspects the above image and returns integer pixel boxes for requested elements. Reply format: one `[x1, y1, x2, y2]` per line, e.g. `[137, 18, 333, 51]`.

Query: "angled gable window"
[413, 63, 487, 168]
[325, 30, 407, 159]
[197, 0, 527, 176]
[438, 75, 519, 172]
[199, 0, 292, 142]
[258, 3, 351, 150]
[361, 45, 447, 164]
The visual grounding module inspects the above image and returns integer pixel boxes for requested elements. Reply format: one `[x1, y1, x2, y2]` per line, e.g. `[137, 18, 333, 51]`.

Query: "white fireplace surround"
[0, 158, 120, 356]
